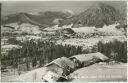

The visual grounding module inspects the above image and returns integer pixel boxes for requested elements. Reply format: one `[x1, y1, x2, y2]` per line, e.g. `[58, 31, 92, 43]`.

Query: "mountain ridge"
[59, 2, 124, 28]
[2, 2, 126, 28]
[1, 11, 71, 27]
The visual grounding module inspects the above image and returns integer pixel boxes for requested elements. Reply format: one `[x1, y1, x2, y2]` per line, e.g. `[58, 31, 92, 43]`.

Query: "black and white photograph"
[0, 0, 127, 82]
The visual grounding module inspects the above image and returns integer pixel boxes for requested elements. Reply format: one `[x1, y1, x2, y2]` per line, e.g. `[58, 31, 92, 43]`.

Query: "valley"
[1, 1, 127, 82]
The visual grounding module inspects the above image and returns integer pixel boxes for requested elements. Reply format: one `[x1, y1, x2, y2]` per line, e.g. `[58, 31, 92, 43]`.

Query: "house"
[55, 28, 75, 36]
[69, 52, 109, 68]
[43, 57, 75, 81]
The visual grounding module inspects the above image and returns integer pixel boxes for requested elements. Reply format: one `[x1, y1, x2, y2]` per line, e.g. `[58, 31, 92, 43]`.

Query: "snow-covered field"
[72, 26, 96, 33]
[44, 24, 73, 32]
[8, 67, 47, 82]
[1, 68, 21, 82]
[70, 63, 127, 82]
[4, 63, 127, 82]
[56, 24, 126, 49]
[56, 36, 126, 50]
[16, 35, 42, 42]
[72, 24, 125, 37]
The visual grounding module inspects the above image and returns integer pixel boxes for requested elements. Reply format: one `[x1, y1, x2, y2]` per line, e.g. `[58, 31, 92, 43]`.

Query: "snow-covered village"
[1, 1, 127, 82]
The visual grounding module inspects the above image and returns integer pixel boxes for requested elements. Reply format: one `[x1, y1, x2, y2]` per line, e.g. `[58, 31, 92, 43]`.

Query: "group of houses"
[42, 52, 109, 82]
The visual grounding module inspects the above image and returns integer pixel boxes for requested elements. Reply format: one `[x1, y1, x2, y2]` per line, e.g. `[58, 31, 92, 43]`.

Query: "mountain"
[1, 11, 71, 27]
[59, 2, 124, 28]
[2, 3, 126, 28]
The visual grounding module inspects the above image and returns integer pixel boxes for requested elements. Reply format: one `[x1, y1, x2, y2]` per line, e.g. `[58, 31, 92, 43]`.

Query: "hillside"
[2, 13, 42, 26]
[59, 2, 124, 28]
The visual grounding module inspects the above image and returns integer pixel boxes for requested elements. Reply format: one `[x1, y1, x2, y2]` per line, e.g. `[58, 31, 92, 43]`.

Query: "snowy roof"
[87, 52, 109, 61]
[70, 54, 94, 62]
[45, 57, 75, 69]
[70, 52, 109, 62]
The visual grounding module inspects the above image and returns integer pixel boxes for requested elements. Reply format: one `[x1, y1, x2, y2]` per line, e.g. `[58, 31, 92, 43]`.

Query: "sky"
[1, 1, 127, 16]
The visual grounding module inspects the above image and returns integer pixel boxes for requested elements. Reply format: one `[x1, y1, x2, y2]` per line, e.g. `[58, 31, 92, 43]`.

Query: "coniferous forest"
[2, 39, 127, 71]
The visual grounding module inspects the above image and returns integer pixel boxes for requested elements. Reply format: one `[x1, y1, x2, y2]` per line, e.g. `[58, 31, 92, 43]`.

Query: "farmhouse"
[43, 57, 75, 81]
[45, 57, 75, 76]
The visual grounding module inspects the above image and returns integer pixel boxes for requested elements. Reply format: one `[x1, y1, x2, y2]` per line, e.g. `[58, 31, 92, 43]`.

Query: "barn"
[69, 52, 109, 68]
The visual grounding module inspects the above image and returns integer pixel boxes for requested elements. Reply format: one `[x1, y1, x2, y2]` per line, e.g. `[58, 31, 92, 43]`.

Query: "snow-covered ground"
[16, 35, 42, 42]
[70, 63, 127, 82]
[1, 68, 22, 82]
[43, 25, 61, 31]
[8, 67, 47, 82]
[19, 23, 41, 35]
[56, 36, 126, 50]
[72, 24, 125, 36]
[72, 26, 96, 33]
[44, 24, 73, 32]
[4, 23, 19, 30]
[57, 38, 99, 50]
[2, 45, 22, 49]
[4, 63, 127, 82]
[1, 23, 127, 82]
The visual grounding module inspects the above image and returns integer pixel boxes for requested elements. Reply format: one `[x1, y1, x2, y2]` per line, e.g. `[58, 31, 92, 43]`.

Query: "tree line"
[2, 39, 127, 71]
